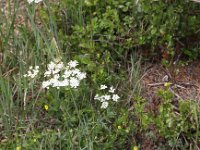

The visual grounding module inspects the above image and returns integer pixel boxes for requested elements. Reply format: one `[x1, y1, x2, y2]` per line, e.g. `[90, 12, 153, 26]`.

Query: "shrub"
[39, 0, 200, 62]
[134, 89, 200, 149]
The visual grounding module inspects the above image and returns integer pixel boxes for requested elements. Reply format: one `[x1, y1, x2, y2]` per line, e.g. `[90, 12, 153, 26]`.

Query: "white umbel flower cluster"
[42, 60, 86, 89]
[27, 0, 43, 4]
[95, 85, 120, 109]
[24, 66, 39, 78]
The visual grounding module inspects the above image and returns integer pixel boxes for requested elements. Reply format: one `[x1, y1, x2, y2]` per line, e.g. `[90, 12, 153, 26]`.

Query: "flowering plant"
[42, 60, 86, 89]
[24, 66, 39, 78]
[95, 84, 120, 109]
[24, 59, 86, 90]
[23, 59, 120, 110]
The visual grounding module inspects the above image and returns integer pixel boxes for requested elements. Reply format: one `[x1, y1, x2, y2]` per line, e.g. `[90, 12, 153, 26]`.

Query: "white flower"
[44, 70, 51, 77]
[52, 69, 60, 74]
[54, 74, 60, 79]
[99, 97, 106, 102]
[71, 68, 81, 76]
[27, 70, 32, 75]
[30, 74, 35, 78]
[101, 101, 108, 109]
[76, 72, 86, 80]
[27, 0, 43, 4]
[35, 0, 43, 2]
[63, 69, 72, 78]
[59, 79, 69, 86]
[45, 61, 64, 75]
[68, 60, 78, 68]
[95, 85, 120, 109]
[94, 94, 100, 100]
[100, 85, 107, 90]
[42, 60, 86, 89]
[52, 81, 60, 87]
[108, 86, 115, 93]
[24, 66, 39, 79]
[35, 66, 39, 69]
[94, 94, 104, 101]
[69, 77, 80, 88]
[112, 94, 120, 102]
[49, 78, 58, 87]
[95, 94, 112, 102]
[103, 95, 111, 100]
[47, 61, 56, 70]
[42, 81, 51, 88]
[56, 62, 64, 70]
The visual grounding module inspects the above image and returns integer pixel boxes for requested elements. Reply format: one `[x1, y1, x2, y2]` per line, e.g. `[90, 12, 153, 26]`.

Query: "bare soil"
[141, 60, 200, 102]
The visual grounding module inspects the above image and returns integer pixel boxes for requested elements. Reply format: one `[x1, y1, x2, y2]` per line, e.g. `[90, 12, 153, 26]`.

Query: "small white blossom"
[100, 85, 107, 90]
[54, 74, 60, 79]
[99, 96, 106, 102]
[63, 69, 72, 78]
[109, 86, 116, 93]
[48, 61, 56, 70]
[49, 78, 58, 86]
[112, 94, 120, 102]
[68, 60, 78, 68]
[77, 72, 86, 80]
[27, 0, 43, 4]
[94, 94, 100, 100]
[69, 77, 80, 88]
[44, 70, 51, 77]
[24, 66, 39, 79]
[94, 95, 105, 102]
[30, 74, 35, 78]
[56, 62, 64, 70]
[101, 101, 108, 109]
[52, 69, 60, 74]
[42, 80, 51, 88]
[27, 70, 32, 75]
[103, 95, 111, 100]
[35, 66, 39, 69]
[60, 79, 69, 86]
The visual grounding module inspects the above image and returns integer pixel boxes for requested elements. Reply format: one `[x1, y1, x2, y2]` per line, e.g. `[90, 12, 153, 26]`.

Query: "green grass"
[0, 0, 200, 150]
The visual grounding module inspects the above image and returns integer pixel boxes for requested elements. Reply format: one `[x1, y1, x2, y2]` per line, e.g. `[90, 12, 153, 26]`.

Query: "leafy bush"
[40, 0, 200, 62]
[134, 89, 200, 149]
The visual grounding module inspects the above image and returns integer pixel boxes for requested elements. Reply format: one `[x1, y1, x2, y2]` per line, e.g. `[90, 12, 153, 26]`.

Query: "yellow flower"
[16, 146, 21, 150]
[164, 82, 172, 87]
[125, 129, 129, 133]
[133, 146, 138, 150]
[117, 126, 122, 130]
[44, 104, 48, 111]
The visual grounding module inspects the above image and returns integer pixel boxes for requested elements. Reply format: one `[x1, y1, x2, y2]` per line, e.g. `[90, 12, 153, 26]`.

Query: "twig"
[23, 88, 27, 110]
[191, 0, 200, 3]
[3, 67, 17, 77]
[178, 82, 198, 88]
[174, 84, 186, 89]
[169, 87, 182, 99]
[148, 82, 165, 87]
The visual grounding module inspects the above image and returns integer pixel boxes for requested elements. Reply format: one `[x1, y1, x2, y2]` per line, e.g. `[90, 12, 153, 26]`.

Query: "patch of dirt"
[1, 0, 26, 31]
[141, 60, 200, 101]
[0, 0, 59, 36]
